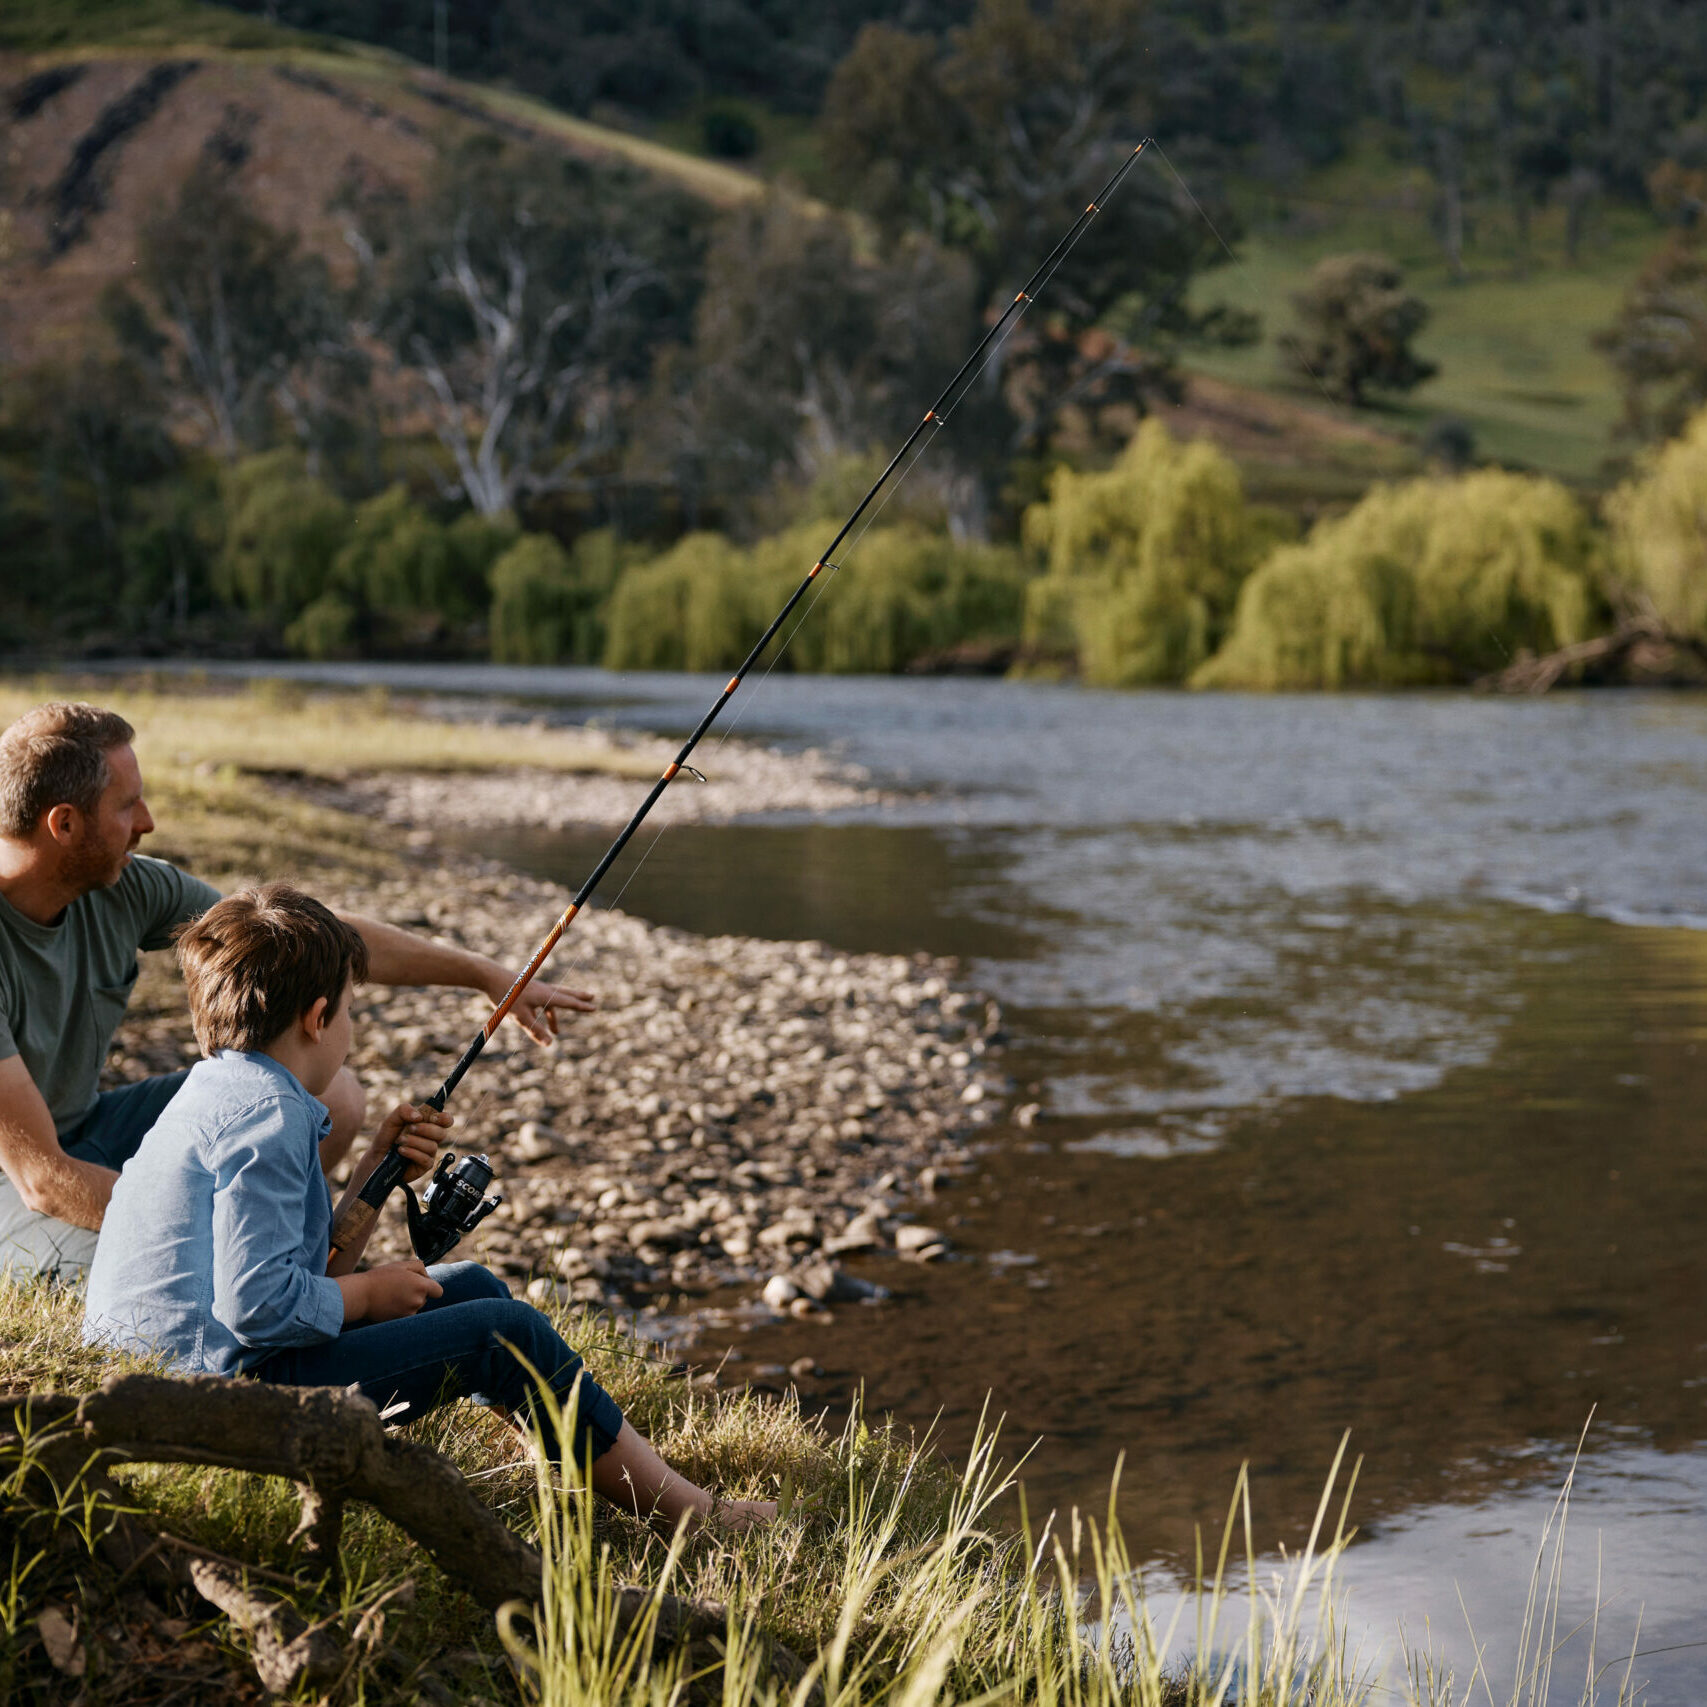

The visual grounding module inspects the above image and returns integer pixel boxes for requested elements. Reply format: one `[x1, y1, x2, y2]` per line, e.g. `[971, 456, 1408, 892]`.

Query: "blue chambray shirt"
[83, 1051, 345, 1374]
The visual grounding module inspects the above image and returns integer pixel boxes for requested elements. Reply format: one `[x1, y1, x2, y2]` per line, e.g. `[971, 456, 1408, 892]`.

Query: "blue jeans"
[249, 1263, 625, 1464]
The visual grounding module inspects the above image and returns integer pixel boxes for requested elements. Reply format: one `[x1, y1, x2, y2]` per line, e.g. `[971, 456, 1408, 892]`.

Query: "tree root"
[2, 1370, 811, 1700]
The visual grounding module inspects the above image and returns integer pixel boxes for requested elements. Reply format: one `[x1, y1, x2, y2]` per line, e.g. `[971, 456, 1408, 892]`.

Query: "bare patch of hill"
[0, 47, 762, 363]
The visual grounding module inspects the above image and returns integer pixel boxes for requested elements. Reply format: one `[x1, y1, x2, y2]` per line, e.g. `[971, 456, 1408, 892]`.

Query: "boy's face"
[303, 976, 355, 1094]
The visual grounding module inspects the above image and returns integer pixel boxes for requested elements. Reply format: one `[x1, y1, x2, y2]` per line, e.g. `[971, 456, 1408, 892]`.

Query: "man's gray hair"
[0, 703, 136, 839]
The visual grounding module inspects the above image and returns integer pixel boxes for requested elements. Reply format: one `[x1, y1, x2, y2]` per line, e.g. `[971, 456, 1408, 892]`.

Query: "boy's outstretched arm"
[327, 1102, 452, 1277]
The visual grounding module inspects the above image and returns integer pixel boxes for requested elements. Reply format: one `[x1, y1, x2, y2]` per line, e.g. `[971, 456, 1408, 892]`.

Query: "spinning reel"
[403, 1151, 502, 1265]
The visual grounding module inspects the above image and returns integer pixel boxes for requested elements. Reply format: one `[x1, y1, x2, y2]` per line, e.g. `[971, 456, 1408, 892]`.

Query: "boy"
[84, 883, 773, 1531]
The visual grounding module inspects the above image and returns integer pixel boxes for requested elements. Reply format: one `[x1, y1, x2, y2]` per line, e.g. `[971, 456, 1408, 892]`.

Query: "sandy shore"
[108, 793, 1005, 1331]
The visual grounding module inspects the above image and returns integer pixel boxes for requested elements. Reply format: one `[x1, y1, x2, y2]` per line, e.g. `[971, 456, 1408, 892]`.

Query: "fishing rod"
[331, 138, 1154, 1261]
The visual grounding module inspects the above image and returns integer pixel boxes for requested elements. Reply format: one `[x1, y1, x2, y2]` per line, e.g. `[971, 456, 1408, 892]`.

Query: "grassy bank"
[0, 675, 664, 881]
[6, 1279, 1383, 1706]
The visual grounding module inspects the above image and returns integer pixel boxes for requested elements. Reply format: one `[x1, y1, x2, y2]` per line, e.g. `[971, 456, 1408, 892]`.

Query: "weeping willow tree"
[1605, 404, 1707, 640]
[1194, 470, 1598, 689]
[600, 532, 750, 671]
[217, 450, 350, 624]
[1021, 421, 1265, 686]
[602, 522, 1025, 674]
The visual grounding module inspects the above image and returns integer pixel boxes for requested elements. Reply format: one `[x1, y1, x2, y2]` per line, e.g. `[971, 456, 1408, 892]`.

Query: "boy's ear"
[301, 995, 331, 1038]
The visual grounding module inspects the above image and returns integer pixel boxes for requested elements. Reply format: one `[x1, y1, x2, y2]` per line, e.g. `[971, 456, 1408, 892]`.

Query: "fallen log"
[1480, 614, 1707, 693]
[1, 1370, 812, 1699]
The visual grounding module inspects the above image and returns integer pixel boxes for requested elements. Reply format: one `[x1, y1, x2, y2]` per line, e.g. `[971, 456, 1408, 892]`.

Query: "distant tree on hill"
[643, 195, 981, 525]
[1280, 254, 1437, 406]
[1596, 165, 1707, 442]
[821, 0, 1223, 327]
[375, 140, 708, 519]
[105, 163, 355, 464]
[819, 0, 1232, 463]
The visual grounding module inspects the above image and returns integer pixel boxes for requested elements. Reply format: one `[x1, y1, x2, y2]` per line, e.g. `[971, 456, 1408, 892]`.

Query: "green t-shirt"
[0, 855, 222, 1135]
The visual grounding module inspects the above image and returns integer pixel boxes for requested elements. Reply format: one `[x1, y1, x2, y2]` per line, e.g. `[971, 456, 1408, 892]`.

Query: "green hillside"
[1186, 154, 1657, 482]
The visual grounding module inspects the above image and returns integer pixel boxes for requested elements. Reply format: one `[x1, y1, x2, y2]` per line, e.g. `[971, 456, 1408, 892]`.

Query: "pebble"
[894, 1225, 949, 1256]
[762, 1274, 801, 1310]
[514, 1121, 567, 1162]
[103, 797, 1005, 1340]
[788, 1357, 821, 1380]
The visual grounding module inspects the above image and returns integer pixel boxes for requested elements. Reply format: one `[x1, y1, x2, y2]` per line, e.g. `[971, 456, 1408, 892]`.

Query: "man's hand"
[361, 1101, 453, 1186]
[339, 1258, 443, 1324]
[486, 974, 597, 1047]
[337, 913, 598, 1047]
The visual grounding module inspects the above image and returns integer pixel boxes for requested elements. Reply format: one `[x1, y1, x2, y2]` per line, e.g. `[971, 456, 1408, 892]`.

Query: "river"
[140, 663, 1707, 1700]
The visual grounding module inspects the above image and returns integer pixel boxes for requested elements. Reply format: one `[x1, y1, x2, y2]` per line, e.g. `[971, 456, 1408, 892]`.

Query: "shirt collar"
[214, 1050, 333, 1137]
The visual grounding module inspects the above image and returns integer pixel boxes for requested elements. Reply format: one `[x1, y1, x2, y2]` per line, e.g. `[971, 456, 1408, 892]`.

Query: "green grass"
[0, 673, 666, 883]
[0, 0, 323, 53]
[2, 1275, 1644, 1707]
[1186, 148, 1662, 483]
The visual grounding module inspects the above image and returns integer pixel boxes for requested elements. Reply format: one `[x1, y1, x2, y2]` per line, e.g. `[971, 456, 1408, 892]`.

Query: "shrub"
[283, 590, 359, 659]
[1021, 421, 1263, 686]
[702, 102, 760, 159]
[601, 531, 750, 671]
[215, 451, 349, 620]
[491, 532, 623, 665]
[1605, 404, 1707, 639]
[761, 525, 1026, 675]
[332, 486, 458, 623]
[603, 523, 1027, 674]
[1195, 470, 1598, 689]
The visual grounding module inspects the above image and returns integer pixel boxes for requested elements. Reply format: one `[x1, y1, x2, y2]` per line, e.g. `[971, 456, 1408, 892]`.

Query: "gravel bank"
[284, 727, 892, 830]
[108, 856, 1007, 1330]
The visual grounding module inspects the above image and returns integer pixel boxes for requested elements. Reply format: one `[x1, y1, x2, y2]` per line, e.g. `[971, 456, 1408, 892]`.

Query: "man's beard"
[63, 828, 129, 892]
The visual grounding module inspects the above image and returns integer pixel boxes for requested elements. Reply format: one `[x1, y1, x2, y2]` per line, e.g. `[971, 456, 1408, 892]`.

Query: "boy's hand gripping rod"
[331, 141, 1151, 1258]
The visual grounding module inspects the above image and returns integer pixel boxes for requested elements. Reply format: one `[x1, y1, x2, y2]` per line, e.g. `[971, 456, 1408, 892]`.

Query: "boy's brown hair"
[176, 883, 369, 1056]
[0, 702, 135, 838]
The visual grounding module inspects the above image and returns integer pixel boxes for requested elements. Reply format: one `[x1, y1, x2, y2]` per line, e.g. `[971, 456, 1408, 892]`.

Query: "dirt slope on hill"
[0, 48, 759, 364]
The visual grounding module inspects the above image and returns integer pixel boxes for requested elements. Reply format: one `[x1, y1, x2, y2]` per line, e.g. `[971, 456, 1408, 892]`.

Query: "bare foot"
[706, 1498, 778, 1533]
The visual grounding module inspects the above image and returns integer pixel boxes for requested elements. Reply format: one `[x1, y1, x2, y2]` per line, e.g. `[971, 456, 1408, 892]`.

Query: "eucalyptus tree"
[106, 163, 354, 466]
[378, 139, 707, 519]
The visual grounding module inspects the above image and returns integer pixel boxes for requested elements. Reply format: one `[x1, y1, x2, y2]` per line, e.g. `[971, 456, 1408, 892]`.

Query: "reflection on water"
[166, 664, 1707, 1690]
[1136, 1438, 1707, 1705]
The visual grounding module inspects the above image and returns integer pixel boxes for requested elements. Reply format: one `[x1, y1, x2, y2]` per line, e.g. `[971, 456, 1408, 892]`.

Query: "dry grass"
[0, 673, 665, 884]
[0, 675, 660, 782]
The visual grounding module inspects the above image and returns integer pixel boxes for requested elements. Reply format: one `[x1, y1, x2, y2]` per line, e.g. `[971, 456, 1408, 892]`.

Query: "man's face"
[63, 743, 154, 891]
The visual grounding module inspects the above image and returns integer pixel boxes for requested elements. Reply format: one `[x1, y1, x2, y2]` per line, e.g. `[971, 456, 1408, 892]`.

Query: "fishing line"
[563, 421, 950, 953]
[522, 225, 1042, 946]
[1147, 138, 1344, 412]
[330, 139, 1156, 1257]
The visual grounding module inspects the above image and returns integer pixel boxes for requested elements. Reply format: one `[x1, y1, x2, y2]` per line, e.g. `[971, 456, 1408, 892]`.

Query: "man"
[0, 700, 589, 1279]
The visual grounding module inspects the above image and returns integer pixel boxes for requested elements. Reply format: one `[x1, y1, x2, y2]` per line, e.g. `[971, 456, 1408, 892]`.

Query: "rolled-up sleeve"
[208, 1099, 344, 1348]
